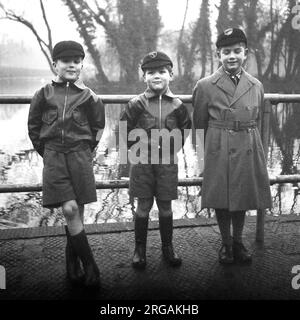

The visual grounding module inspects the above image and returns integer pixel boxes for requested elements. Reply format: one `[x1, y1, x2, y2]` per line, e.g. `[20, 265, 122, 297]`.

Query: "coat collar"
[211, 67, 256, 106]
[212, 67, 236, 97]
[52, 77, 87, 90]
[144, 87, 175, 99]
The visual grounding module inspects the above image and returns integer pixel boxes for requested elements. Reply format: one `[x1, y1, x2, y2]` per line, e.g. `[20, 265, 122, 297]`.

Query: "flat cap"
[141, 51, 173, 71]
[216, 28, 247, 48]
[52, 40, 85, 60]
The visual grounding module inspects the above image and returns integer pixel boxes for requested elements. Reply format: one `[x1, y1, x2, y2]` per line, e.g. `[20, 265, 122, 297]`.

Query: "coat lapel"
[229, 70, 255, 107]
[213, 67, 236, 97]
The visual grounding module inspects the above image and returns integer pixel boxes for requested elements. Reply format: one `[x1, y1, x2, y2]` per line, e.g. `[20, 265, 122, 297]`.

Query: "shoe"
[132, 243, 146, 269]
[65, 226, 84, 285]
[233, 242, 252, 264]
[218, 244, 234, 264]
[162, 245, 182, 267]
[69, 230, 100, 288]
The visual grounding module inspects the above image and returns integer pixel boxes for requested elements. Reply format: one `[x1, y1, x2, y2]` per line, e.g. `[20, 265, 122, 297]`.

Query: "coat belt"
[208, 120, 257, 131]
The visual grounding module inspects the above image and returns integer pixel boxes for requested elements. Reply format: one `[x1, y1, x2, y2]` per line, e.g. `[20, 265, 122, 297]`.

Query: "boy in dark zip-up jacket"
[28, 41, 104, 288]
[120, 51, 191, 269]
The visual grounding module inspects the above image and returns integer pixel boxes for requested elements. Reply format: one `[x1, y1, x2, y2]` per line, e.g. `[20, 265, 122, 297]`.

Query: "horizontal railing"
[0, 93, 300, 104]
[0, 175, 299, 193]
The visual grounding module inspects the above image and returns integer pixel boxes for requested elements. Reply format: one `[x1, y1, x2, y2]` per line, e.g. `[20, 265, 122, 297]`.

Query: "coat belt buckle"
[233, 120, 241, 131]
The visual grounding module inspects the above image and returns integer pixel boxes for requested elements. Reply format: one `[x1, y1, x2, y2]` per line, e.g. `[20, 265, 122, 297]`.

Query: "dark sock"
[215, 209, 232, 246]
[232, 211, 246, 244]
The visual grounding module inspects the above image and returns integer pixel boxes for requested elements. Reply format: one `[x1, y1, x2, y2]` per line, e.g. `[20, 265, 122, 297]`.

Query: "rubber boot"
[69, 230, 100, 288]
[132, 216, 148, 270]
[159, 215, 182, 267]
[65, 226, 85, 285]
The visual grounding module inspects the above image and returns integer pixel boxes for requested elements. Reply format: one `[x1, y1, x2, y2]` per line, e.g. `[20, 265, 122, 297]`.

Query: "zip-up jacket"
[120, 88, 191, 163]
[28, 79, 105, 156]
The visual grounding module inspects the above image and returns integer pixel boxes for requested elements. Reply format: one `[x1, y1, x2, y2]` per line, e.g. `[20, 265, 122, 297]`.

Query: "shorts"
[42, 147, 97, 208]
[129, 164, 178, 200]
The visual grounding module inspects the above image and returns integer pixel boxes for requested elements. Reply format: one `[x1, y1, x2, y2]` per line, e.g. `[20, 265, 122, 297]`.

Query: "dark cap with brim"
[141, 51, 173, 71]
[52, 40, 85, 60]
[216, 28, 247, 49]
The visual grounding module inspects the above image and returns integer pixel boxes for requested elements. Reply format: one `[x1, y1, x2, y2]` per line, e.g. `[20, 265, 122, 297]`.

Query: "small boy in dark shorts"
[192, 28, 272, 265]
[28, 41, 105, 287]
[120, 51, 191, 269]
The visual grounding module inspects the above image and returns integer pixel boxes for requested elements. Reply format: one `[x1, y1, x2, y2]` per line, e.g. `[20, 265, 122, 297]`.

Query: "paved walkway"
[0, 216, 300, 300]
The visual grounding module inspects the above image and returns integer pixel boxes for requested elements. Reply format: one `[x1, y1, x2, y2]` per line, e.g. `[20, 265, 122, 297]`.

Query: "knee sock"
[215, 209, 232, 246]
[232, 211, 246, 244]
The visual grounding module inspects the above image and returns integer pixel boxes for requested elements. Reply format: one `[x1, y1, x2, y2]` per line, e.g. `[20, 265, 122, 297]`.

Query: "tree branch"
[0, 3, 55, 74]
[40, 0, 52, 50]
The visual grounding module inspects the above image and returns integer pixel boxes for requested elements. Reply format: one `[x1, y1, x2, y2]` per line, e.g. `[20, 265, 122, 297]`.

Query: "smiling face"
[143, 66, 173, 94]
[53, 56, 83, 82]
[217, 42, 248, 74]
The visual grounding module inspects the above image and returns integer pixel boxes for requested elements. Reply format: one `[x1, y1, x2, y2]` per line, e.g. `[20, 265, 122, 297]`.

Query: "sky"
[0, 0, 202, 37]
[0, 0, 206, 69]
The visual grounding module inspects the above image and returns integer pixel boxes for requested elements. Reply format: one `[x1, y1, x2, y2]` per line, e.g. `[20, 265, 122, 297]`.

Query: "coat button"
[229, 148, 236, 155]
[247, 149, 252, 155]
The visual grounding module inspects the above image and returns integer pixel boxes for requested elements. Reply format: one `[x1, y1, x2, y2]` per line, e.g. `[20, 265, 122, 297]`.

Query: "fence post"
[256, 99, 272, 243]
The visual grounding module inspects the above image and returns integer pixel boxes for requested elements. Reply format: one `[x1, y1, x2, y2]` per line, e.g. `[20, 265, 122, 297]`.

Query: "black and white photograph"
[0, 0, 300, 314]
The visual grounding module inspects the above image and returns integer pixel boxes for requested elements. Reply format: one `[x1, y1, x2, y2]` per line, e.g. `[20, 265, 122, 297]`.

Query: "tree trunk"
[63, 0, 109, 86]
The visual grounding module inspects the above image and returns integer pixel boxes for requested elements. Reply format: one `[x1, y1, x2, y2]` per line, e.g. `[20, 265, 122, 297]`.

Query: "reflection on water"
[0, 113, 204, 228]
[0, 79, 299, 228]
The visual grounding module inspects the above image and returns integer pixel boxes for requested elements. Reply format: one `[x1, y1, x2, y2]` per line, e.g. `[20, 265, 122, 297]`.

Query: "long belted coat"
[192, 67, 272, 211]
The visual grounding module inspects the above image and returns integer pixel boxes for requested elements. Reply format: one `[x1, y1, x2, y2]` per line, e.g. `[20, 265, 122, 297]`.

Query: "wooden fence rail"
[0, 93, 300, 104]
[0, 175, 299, 193]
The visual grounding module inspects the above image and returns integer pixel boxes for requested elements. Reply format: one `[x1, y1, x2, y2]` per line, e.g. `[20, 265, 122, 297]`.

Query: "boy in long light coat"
[192, 28, 272, 264]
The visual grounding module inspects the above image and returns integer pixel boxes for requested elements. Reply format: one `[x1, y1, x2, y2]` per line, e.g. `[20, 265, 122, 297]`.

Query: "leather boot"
[65, 226, 84, 285]
[159, 215, 182, 267]
[218, 244, 234, 264]
[233, 242, 252, 264]
[132, 216, 148, 270]
[69, 230, 100, 288]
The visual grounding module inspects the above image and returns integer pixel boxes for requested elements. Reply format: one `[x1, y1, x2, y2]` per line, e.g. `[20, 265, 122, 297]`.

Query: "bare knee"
[62, 200, 79, 220]
[156, 199, 172, 217]
[136, 197, 153, 217]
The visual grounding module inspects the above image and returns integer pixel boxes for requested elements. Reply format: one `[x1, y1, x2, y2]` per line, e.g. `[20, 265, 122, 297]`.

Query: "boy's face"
[217, 42, 248, 74]
[143, 66, 173, 93]
[53, 56, 83, 82]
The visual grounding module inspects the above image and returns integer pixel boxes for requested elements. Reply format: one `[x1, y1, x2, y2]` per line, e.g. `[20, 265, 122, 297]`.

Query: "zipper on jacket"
[159, 94, 162, 129]
[61, 81, 69, 144]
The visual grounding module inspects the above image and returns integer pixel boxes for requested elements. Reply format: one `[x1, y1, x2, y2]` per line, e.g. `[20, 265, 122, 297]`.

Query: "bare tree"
[0, 0, 55, 74]
[62, 0, 109, 85]
[179, 0, 212, 82]
[177, 0, 189, 78]
[215, 0, 230, 34]
[198, 0, 212, 78]
[63, 0, 161, 86]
